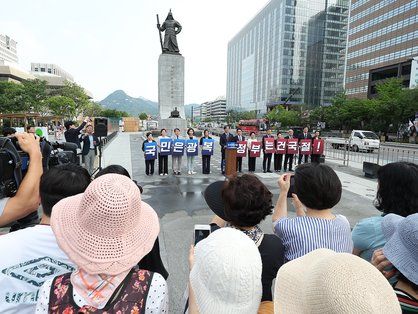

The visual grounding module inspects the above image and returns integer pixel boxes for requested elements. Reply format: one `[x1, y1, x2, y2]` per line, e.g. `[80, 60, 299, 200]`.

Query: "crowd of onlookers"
[0, 131, 417, 313]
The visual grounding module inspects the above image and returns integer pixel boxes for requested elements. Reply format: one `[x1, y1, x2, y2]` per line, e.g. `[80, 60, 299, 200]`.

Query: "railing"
[324, 139, 418, 169]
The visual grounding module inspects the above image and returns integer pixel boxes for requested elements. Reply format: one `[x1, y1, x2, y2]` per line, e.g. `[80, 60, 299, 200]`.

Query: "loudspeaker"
[94, 118, 108, 137]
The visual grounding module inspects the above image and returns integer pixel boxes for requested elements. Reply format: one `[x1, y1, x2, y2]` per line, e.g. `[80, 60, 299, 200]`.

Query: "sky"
[0, 0, 270, 103]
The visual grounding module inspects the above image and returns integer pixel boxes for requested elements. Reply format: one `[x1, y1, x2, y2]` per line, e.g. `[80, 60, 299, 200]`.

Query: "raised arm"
[272, 174, 291, 222]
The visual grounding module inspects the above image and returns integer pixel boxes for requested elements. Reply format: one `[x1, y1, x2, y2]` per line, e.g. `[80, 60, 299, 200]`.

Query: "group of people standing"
[143, 126, 323, 176]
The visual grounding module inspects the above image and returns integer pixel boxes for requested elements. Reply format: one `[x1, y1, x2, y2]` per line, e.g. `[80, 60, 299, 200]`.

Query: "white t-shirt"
[0, 197, 9, 217]
[36, 272, 169, 313]
[0, 225, 74, 314]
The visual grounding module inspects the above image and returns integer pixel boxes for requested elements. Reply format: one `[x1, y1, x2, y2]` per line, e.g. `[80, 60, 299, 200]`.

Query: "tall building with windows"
[201, 97, 227, 122]
[0, 34, 18, 63]
[31, 63, 74, 82]
[226, 0, 349, 112]
[345, 0, 418, 98]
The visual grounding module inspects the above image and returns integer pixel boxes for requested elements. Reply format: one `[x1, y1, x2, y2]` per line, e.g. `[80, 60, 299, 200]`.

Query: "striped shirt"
[274, 215, 353, 262]
[394, 287, 418, 313]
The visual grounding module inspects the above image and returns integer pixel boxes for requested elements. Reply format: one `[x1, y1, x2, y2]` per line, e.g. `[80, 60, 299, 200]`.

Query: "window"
[40, 68, 45, 72]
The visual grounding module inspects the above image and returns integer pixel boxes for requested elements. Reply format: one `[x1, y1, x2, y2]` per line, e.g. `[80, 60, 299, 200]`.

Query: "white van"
[328, 130, 380, 152]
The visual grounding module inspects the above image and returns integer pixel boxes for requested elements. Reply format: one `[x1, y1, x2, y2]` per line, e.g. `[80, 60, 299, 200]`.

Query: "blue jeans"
[187, 156, 195, 172]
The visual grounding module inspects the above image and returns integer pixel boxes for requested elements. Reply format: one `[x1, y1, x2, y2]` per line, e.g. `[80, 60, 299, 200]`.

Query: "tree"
[0, 81, 25, 113]
[82, 102, 104, 117]
[21, 79, 48, 113]
[101, 108, 129, 118]
[46, 96, 77, 118]
[56, 81, 90, 115]
[266, 106, 300, 127]
[138, 112, 148, 120]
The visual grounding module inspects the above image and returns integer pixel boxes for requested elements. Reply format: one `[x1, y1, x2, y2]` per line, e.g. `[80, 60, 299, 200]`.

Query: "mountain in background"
[100, 90, 200, 118]
[100, 90, 158, 116]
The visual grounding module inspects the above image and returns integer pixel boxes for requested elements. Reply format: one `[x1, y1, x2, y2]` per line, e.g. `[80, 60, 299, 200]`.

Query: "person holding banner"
[298, 127, 312, 165]
[284, 129, 297, 172]
[262, 129, 274, 173]
[157, 129, 171, 176]
[186, 128, 198, 175]
[247, 132, 259, 172]
[311, 131, 323, 163]
[142, 132, 157, 176]
[199, 129, 213, 174]
[171, 128, 184, 175]
[274, 132, 286, 172]
[234, 128, 246, 172]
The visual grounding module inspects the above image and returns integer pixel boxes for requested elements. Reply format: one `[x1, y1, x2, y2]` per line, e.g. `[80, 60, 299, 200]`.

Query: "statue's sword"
[156, 14, 164, 52]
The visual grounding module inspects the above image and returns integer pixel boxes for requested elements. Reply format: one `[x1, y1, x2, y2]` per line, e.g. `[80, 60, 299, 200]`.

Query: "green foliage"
[266, 106, 300, 127]
[82, 102, 104, 117]
[0, 81, 25, 113]
[46, 96, 77, 118]
[21, 79, 48, 113]
[138, 112, 148, 120]
[226, 110, 257, 124]
[101, 108, 129, 118]
[53, 81, 90, 115]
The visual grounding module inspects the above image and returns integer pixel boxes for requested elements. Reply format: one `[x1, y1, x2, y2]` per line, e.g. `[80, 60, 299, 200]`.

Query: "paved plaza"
[102, 132, 381, 312]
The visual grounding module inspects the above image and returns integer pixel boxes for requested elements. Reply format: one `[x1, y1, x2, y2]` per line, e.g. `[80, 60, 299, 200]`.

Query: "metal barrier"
[324, 139, 418, 169]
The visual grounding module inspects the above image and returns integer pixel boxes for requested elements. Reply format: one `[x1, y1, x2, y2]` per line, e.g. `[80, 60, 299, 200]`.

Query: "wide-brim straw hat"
[382, 213, 418, 285]
[203, 180, 228, 220]
[274, 248, 401, 314]
[51, 174, 159, 275]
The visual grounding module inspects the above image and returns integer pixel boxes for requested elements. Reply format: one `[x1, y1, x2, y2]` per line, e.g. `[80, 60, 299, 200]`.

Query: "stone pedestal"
[158, 54, 185, 123]
[159, 118, 187, 134]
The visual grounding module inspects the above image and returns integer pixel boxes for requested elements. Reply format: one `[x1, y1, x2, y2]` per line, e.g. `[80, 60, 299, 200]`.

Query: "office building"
[31, 63, 74, 82]
[345, 0, 418, 98]
[226, 0, 349, 112]
[201, 97, 227, 122]
[0, 34, 18, 63]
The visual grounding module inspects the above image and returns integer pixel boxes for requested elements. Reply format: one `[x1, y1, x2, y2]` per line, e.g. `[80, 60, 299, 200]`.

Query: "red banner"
[312, 139, 324, 155]
[236, 141, 247, 157]
[276, 139, 287, 154]
[264, 137, 275, 154]
[286, 139, 299, 154]
[299, 139, 312, 155]
[249, 141, 262, 157]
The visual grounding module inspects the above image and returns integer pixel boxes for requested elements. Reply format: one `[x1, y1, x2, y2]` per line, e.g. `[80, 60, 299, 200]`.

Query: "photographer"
[64, 117, 89, 148]
[0, 133, 43, 227]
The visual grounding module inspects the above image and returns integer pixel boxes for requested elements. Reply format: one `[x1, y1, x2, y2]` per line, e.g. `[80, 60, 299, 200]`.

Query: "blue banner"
[172, 139, 185, 156]
[144, 142, 157, 160]
[159, 138, 172, 156]
[186, 139, 199, 156]
[201, 139, 214, 156]
[227, 141, 238, 149]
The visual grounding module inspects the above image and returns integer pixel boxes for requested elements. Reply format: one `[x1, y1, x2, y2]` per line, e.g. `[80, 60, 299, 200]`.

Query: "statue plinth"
[158, 53, 186, 131]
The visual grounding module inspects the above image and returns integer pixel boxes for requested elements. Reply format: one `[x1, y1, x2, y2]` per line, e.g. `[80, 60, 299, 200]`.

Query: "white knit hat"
[274, 248, 401, 314]
[190, 228, 262, 314]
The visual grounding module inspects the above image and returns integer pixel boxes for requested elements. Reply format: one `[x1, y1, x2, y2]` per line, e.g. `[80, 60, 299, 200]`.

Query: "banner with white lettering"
[264, 137, 275, 154]
[286, 139, 299, 154]
[249, 141, 262, 157]
[144, 142, 157, 160]
[201, 139, 214, 156]
[276, 139, 287, 154]
[236, 141, 247, 157]
[299, 139, 312, 155]
[172, 139, 185, 156]
[186, 139, 199, 156]
[312, 139, 324, 155]
[159, 138, 172, 156]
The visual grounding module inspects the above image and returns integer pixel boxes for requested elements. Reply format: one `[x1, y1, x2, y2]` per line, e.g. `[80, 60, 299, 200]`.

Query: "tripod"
[91, 137, 104, 177]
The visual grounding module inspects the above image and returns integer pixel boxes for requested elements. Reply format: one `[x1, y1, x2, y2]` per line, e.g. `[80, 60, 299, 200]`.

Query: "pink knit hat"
[51, 174, 160, 275]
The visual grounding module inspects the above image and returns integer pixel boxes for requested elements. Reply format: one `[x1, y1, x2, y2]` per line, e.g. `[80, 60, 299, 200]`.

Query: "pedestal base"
[159, 118, 187, 134]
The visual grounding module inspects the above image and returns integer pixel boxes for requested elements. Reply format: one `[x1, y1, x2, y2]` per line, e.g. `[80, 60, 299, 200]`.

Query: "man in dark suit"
[284, 129, 295, 172]
[81, 124, 99, 175]
[262, 129, 274, 173]
[64, 117, 89, 148]
[234, 128, 245, 172]
[219, 125, 235, 174]
[298, 126, 312, 165]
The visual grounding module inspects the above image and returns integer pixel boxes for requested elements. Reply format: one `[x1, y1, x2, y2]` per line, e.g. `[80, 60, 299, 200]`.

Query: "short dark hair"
[237, 128, 242, 132]
[146, 132, 152, 138]
[40, 164, 91, 217]
[222, 174, 273, 227]
[96, 165, 131, 178]
[187, 128, 194, 135]
[277, 131, 282, 135]
[26, 125, 34, 131]
[204, 129, 209, 134]
[375, 162, 418, 217]
[174, 128, 180, 132]
[2, 127, 16, 137]
[294, 163, 342, 210]
[64, 121, 74, 130]
[250, 131, 256, 136]
[160, 128, 166, 134]
[223, 125, 230, 130]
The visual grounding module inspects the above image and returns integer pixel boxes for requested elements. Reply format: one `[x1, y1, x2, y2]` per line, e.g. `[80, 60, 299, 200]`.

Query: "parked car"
[326, 130, 380, 153]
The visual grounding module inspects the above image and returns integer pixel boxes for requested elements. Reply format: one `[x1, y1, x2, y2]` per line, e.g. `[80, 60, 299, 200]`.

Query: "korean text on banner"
[249, 141, 262, 157]
[276, 139, 287, 154]
[312, 139, 324, 155]
[159, 138, 172, 156]
[299, 139, 312, 155]
[287, 139, 299, 154]
[201, 139, 214, 156]
[264, 138, 275, 154]
[186, 139, 199, 156]
[144, 142, 157, 160]
[172, 139, 185, 156]
[236, 141, 247, 157]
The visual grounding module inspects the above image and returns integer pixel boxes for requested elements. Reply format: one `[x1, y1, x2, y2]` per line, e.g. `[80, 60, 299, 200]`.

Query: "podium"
[225, 142, 237, 176]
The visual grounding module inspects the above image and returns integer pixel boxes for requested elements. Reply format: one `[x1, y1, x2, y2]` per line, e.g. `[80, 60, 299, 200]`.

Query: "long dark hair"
[374, 162, 418, 217]
[187, 128, 194, 136]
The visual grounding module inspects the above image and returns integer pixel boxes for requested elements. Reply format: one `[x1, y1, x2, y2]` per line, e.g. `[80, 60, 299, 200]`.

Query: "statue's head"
[166, 9, 174, 20]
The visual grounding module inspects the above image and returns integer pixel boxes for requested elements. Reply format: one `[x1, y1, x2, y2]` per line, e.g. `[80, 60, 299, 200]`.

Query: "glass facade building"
[226, 0, 349, 112]
[345, 0, 418, 98]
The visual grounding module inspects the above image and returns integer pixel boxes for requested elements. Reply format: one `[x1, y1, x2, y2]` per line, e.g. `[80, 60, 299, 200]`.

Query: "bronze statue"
[157, 10, 182, 55]
[169, 107, 181, 118]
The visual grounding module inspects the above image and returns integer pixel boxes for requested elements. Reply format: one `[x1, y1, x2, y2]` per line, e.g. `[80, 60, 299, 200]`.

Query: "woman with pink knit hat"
[35, 174, 167, 313]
